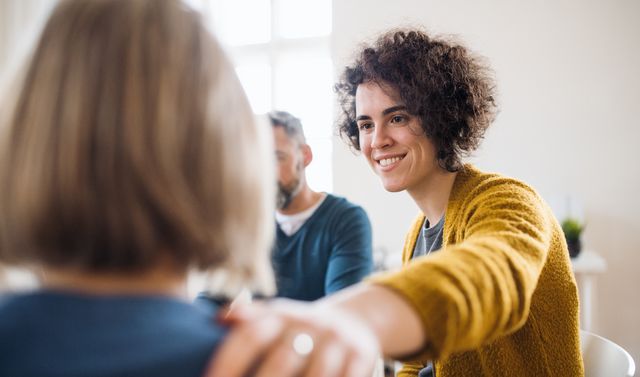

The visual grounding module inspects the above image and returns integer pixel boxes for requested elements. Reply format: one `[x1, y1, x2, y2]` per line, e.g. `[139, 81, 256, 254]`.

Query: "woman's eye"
[391, 115, 405, 123]
[358, 123, 373, 131]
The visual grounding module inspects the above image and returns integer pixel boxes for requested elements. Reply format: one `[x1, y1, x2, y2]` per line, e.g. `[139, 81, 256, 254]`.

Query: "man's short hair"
[268, 110, 306, 145]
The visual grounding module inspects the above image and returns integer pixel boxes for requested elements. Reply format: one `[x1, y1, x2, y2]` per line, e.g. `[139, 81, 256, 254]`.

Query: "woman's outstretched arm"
[205, 283, 425, 377]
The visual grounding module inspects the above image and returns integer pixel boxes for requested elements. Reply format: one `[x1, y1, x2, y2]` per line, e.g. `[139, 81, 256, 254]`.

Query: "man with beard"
[269, 111, 373, 300]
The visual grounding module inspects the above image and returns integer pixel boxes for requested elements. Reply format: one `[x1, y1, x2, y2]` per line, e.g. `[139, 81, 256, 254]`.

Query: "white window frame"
[193, 0, 334, 192]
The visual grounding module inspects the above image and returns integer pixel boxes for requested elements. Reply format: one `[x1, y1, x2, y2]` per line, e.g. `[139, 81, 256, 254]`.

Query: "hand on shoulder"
[205, 298, 380, 377]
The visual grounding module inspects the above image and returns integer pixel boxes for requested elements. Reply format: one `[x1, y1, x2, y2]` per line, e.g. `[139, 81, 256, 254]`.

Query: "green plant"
[561, 218, 584, 241]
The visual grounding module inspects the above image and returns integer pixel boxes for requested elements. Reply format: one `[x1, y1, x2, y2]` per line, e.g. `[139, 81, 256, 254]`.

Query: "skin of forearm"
[315, 283, 426, 358]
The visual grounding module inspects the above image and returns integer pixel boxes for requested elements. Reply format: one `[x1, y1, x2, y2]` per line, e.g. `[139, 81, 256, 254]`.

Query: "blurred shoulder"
[323, 194, 369, 220]
[452, 164, 542, 204]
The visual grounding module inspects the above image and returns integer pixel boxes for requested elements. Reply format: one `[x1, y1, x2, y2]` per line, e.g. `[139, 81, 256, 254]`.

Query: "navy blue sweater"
[272, 194, 373, 300]
[0, 291, 225, 377]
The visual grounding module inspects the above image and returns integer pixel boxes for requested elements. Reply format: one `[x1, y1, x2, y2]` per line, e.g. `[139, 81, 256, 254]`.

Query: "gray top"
[412, 216, 445, 259]
[411, 215, 445, 377]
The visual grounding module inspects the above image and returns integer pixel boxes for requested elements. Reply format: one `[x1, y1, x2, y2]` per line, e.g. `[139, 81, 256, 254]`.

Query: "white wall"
[0, 0, 53, 80]
[332, 0, 640, 363]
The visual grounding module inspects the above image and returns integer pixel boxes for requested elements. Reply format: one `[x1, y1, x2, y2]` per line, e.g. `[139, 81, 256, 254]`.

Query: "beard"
[276, 162, 304, 210]
[276, 177, 302, 210]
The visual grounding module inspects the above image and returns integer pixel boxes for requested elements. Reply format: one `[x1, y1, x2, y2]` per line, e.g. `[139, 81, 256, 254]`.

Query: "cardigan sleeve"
[397, 360, 425, 377]
[368, 177, 554, 362]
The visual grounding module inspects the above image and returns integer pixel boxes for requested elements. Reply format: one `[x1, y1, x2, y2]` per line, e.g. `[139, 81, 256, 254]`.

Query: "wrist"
[317, 283, 426, 358]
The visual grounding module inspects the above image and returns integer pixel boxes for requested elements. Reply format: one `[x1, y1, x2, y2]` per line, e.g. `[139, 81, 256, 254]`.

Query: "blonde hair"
[0, 0, 274, 293]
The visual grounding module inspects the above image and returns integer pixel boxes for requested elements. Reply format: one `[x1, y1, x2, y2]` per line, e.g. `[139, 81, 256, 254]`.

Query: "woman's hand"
[205, 298, 381, 377]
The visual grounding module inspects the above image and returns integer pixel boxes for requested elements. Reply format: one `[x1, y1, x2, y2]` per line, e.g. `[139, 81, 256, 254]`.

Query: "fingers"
[254, 332, 308, 377]
[341, 347, 377, 377]
[205, 299, 381, 377]
[304, 337, 347, 377]
[305, 327, 377, 377]
[205, 309, 283, 377]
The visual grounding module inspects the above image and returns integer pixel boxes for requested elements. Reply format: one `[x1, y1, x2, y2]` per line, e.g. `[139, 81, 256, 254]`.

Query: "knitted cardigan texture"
[370, 165, 583, 377]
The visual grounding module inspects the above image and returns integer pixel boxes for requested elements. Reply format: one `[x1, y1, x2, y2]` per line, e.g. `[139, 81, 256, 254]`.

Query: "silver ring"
[292, 332, 314, 356]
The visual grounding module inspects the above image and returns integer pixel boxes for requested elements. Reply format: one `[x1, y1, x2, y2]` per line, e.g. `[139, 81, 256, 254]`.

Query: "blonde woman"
[0, 0, 274, 376]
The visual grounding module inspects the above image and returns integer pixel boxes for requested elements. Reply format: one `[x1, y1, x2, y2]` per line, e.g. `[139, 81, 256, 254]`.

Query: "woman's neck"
[40, 261, 188, 298]
[408, 169, 458, 225]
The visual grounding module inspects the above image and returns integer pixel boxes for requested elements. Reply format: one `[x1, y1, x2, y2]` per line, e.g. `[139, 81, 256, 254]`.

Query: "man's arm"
[325, 205, 373, 294]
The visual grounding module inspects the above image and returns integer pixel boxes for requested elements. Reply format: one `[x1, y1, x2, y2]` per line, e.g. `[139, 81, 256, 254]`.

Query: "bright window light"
[306, 139, 333, 194]
[235, 62, 271, 114]
[274, 0, 331, 39]
[210, 0, 271, 46]
[274, 52, 333, 139]
[198, 0, 333, 192]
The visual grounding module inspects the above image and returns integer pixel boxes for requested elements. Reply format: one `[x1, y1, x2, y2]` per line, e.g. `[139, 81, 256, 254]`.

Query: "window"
[186, 0, 333, 192]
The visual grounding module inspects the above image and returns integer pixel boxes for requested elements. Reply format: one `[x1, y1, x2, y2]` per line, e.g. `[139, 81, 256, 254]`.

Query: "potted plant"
[561, 218, 584, 258]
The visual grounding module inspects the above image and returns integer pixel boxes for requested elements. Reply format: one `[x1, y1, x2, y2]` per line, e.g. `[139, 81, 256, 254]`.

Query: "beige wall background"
[332, 0, 640, 363]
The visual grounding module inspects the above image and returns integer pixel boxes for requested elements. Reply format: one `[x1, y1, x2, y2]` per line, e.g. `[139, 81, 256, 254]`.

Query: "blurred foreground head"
[0, 0, 274, 292]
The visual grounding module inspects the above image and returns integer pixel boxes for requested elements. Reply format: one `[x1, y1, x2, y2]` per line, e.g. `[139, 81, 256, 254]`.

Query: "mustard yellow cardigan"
[369, 165, 583, 376]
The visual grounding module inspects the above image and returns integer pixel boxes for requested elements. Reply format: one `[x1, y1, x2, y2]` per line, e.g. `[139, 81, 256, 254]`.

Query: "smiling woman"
[337, 30, 497, 174]
[354, 81, 440, 195]
[206, 28, 583, 377]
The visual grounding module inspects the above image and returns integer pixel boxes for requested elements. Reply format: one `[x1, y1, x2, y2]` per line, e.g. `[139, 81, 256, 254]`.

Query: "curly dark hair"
[335, 29, 498, 172]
